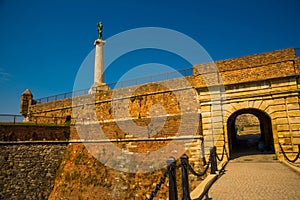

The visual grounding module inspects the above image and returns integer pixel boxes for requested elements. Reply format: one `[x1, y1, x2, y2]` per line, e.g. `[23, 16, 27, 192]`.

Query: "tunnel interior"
[227, 108, 275, 159]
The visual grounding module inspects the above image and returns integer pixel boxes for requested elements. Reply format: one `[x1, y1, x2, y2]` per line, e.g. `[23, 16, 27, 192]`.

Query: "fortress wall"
[49, 126, 204, 200]
[28, 98, 73, 124]
[235, 114, 259, 128]
[27, 48, 298, 125]
[0, 125, 70, 141]
[219, 76, 300, 161]
[24, 48, 300, 161]
[21, 80, 204, 199]
[220, 60, 295, 84]
[11, 48, 300, 199]
[190, 48, 300, 157]
[0, 125, 69, 200]
[215, 48, 295, 72]
[28, 81, 197, 124]
[192, 48, 297, 86]
[23, 82, 205, 200]
[0, 124, 204, 200]
[49, 143, 173, 200]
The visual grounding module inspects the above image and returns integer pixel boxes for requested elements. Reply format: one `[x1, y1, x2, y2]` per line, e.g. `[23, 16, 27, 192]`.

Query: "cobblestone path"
[208, 154, 300, 200]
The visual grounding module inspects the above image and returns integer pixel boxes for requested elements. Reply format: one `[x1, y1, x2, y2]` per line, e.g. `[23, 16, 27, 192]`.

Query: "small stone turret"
[20, 89, 34, 118]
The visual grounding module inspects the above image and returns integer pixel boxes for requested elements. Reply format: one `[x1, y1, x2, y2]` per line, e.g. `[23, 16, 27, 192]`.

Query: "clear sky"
[0, 0, 300, 114]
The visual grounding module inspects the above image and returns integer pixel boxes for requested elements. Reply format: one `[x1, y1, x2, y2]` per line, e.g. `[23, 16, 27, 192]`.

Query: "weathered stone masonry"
[14, 48, 300, 199]
[0, 125, 69, 200]
[21, 48, 300, 160]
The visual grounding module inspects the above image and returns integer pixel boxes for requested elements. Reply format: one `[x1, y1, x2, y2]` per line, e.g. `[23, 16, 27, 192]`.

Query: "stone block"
[275, 117, 289, 125]
[287, 110, 300, 117]
[271, 105, 286, 112]
[271, 111, 288, 119]
[259, 101, 270, 111]
[286, 96, 299, 104]
[271, 98, 285, 105]
[287, 103, 300, 111]
[277, 124, 290, 131]
[292, 137, 300, 145]
[252, 100, 263, 109]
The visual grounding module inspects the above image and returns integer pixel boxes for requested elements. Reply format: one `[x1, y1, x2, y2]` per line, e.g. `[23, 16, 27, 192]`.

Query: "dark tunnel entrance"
[227, 108, 275, 159]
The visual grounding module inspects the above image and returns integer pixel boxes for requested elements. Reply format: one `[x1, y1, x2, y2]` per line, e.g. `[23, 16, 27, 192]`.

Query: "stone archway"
[226, 108, 274, 158]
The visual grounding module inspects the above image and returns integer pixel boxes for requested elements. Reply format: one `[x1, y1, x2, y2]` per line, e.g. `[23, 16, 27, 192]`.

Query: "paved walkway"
[208, 154, 300, 200]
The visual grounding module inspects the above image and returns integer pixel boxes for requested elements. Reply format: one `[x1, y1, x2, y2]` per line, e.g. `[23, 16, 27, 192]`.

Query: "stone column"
[94, 39, 105, 84]
[91, 39, 109, 92]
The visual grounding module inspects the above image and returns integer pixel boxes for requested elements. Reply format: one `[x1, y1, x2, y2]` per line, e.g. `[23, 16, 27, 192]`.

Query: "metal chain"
[186, 161, 210, 177]
[279, 143, 300, 163]
[216, 145, 227, 162]
[146, 169, 169, 200]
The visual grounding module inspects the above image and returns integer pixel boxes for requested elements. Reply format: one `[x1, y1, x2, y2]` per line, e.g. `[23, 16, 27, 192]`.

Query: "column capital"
[94, 39, 106, 46]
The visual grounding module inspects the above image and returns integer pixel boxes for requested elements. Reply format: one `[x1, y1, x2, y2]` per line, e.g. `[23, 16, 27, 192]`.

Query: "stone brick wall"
[11, 48, 300, 199]
[0, 123, 204, 200]
[49, 143, 171, 199]
[49, 126, 204, 200]
[0, 144, 67, 200]
[22, 48, 300, 156]
[235, 114, 259, 128]
[0, 125, 69, 200]
[26, 48, 298, 125]
[27, 81, 198, 124]
[0, 125, 70, 141]
[192, 48, 297, 86]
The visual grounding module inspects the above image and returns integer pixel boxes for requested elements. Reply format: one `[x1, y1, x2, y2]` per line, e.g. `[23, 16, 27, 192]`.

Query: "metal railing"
[35, 89, 89, 104]
[35, 68, 193, 104]
[0, 114, 24, 124]
[147, 145, 227, 200]
[0, 114, 71, 126]
[33, 47, 300, 104]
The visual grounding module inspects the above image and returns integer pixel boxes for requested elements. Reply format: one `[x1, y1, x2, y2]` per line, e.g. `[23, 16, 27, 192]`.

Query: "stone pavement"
[208, 154, 300, 200]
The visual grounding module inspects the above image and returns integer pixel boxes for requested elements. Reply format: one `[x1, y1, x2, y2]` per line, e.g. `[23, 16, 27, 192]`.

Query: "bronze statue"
[97, 22, 103, 40]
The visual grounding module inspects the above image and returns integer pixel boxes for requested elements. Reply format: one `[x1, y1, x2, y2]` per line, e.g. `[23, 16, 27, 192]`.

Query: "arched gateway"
[226, 108, 274, 157]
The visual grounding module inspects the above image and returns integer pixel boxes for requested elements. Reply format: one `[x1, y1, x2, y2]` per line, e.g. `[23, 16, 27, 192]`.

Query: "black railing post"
[209, 146, 218, 174]
[180, 154, 191, 200]
[201, 140, 207, 166]
[167, 157, 178, 200]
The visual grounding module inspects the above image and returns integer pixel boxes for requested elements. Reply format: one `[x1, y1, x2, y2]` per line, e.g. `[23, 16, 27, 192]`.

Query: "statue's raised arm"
[97, 22, 103, 40]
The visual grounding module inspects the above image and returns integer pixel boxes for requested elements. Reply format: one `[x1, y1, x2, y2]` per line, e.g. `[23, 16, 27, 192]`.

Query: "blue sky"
[0, 0, 300, 114]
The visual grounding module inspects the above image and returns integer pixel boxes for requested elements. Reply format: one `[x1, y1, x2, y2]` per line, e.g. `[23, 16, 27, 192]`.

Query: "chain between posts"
[279, 143, 300, 163]
[215, 144, 227, 162]
[146, 169, 169, 200]
[146, 157, 177, 200]
[147, 146, 219, 200]
[186, 159, 210, 177]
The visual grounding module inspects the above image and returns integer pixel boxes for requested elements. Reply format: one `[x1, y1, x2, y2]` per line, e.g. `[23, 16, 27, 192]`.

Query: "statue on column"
[97, 22, 103, 40]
